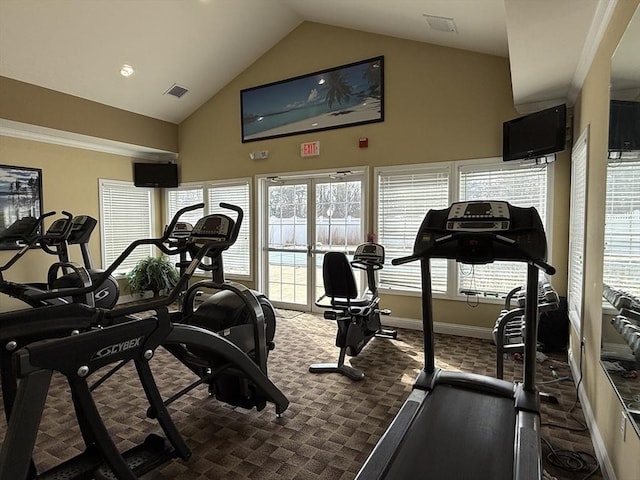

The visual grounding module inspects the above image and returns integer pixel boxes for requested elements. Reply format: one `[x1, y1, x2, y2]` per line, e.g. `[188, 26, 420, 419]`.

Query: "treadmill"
[355, 200, 555, 480]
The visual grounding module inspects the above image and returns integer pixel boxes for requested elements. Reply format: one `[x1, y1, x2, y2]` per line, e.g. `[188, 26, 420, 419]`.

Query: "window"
[603, 154, 640, 297]
[567, 128, 588, 330]
[99, 179, 155, 275]
[166, 179, 251, 279]
[377, 165, 450, 293]
[457, 161, 548, 297]
[375, 158, 550, 299]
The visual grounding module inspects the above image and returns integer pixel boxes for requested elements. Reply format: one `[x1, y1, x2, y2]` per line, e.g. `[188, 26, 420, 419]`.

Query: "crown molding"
[0, 119, 178, 161]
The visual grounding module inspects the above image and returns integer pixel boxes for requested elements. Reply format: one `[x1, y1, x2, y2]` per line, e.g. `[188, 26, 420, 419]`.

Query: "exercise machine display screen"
[191, 215, 231, 241]
[446, 201, 510, 232]
[353, 243, 384, 264]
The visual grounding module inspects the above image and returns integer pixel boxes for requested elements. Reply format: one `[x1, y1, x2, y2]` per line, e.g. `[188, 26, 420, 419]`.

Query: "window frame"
[374, 157, 553, 303]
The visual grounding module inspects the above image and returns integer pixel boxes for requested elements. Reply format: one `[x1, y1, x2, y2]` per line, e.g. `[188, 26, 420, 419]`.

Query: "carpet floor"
[0, 310, 602, 479]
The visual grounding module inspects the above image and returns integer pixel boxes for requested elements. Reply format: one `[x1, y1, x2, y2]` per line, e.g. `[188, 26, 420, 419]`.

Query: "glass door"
[263, 173, 366, 311]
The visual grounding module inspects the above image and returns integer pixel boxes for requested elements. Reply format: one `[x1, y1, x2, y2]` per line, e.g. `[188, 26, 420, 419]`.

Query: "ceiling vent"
[423, 14, 457, 33]
[165, 83, 189, 98]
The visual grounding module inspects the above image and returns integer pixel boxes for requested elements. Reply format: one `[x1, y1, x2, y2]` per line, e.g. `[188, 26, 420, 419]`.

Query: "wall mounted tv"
[609, 100, 640, 152]
[133, 162, 178, 188]
[502, 104, 567, 162]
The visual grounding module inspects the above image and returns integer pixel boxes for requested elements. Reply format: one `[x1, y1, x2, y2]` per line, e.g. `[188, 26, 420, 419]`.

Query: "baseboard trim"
[383, 315, 493, 340]
[568, 349, 617, 480]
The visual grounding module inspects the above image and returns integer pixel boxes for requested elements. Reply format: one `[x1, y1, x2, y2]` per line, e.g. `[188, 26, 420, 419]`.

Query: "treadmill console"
[413, 200, 547, 264]
[446, 201, 510, 232]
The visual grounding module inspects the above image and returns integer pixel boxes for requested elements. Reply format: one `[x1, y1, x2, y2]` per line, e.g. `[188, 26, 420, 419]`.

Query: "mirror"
[600, 4, 640, 436]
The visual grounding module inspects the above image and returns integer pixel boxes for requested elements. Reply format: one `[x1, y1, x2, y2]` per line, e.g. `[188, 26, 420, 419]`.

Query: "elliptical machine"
[161, 205, 278, 411]
[0, 203, 289, 480]
[310, 242, 396, 381]
[0, 212, 118, 309]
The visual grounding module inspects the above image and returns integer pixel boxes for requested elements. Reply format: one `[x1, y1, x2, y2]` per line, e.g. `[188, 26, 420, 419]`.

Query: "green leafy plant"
[126, 256, 180, 298]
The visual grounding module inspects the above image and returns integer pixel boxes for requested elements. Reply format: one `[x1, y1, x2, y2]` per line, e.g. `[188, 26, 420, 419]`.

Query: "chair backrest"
[323, 252, 358, 300]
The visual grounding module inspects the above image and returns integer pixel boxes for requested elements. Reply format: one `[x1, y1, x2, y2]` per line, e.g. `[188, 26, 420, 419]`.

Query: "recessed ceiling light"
[120, 64, 134, 77]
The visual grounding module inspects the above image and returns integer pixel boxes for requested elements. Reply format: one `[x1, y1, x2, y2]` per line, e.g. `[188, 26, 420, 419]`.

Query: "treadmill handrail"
[391, 232, 555, 275]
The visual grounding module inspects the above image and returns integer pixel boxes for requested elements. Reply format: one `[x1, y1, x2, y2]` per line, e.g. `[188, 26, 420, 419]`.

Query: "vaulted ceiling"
[0, 0, 613, 124]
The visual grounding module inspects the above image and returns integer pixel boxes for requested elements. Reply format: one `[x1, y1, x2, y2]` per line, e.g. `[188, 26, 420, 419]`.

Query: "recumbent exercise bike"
[310, 242, 396, 380]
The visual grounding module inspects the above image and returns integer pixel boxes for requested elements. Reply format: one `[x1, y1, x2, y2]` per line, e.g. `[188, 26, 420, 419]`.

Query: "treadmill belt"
[384, 385, 516, 479]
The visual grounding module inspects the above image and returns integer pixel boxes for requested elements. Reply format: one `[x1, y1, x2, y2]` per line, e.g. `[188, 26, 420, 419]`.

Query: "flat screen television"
[609, 100, 640, 152]
[133, 162, 178, 188]
[502, 104, 567, 161]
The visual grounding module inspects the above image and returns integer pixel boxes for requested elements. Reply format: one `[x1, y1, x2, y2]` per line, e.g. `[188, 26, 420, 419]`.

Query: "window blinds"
[604, 156, 640, 297]
[377, 167, 450, 292]
[568, 129, 588, 327]
[458, 163, 548, 296]
[100, 181, 154, 274]
[208, 182, 251, 277]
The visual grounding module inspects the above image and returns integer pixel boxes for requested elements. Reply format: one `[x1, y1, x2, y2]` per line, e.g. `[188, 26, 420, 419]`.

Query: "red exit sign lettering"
[301, 141, 320, 157]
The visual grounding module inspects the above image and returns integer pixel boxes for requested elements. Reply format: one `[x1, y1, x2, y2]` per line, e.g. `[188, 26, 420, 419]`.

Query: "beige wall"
[0, 76, 178, 153]
[572, 1, 640, 479]
[179, 21, 570, 328]
[0, 135, 163, 311]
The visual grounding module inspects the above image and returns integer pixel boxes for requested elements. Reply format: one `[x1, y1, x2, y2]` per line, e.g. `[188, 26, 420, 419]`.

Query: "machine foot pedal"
[309, 362, 365, 381]
[38, 448, 102, 480]
[376, 328, 397, 339]
[95, 434, 176, 479]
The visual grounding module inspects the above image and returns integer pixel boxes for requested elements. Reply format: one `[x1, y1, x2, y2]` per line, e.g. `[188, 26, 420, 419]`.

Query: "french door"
[261, 171, 366, 312]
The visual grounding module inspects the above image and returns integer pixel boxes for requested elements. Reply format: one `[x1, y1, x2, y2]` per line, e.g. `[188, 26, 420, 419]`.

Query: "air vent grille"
[165, 84, 189, 98]
[423, 14, 457, 33]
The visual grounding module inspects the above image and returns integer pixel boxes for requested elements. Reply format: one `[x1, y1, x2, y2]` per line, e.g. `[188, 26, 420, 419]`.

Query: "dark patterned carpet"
[0, 311, 601, 480]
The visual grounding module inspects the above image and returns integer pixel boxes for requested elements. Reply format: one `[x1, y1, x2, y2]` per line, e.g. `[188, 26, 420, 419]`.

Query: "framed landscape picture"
[241, 56, 384, 143]
[0, 164, 43, 249]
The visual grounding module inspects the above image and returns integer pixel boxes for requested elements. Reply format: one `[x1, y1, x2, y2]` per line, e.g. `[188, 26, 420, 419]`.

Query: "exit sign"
[301, 141, 320, 157]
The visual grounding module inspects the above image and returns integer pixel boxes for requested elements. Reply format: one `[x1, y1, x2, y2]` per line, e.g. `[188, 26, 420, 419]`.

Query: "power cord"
[541, 437, 599, 480]
[540, 340, 602, 480]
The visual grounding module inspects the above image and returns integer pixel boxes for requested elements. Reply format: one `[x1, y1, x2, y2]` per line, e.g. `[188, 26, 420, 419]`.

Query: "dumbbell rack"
[492, 281, 559, 379]
[603, 284, 640, 369]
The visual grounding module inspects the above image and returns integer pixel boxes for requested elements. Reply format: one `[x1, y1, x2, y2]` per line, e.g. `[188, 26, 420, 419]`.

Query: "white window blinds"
[604, 156, 640, 297]
[166, 187, 204, 227]
[457, 162, 548, 297]
[208, 181, 251, 277]
[166, 181, 251, 278]
[568, 128, 588, 328]
[99, 180, 155, 274]
[377, 166, 450, 292]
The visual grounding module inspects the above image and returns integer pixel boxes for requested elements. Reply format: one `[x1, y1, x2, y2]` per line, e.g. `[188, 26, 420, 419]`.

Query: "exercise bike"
[310, 242, 396, 381]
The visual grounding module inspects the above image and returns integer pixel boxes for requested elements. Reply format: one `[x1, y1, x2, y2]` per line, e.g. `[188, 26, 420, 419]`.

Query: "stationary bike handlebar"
[351, 259, 384, 271]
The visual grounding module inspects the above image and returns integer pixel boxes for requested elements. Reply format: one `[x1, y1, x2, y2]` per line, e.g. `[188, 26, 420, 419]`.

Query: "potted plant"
[126, 256, 180, 298]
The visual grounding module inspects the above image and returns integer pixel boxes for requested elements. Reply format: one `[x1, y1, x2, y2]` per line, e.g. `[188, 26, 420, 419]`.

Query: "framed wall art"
[241, 56, 384, 143]
[0, 164, 43, 249]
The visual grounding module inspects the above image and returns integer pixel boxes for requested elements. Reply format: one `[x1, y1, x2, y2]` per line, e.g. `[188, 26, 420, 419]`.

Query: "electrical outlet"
[620, 410, 627, 441]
